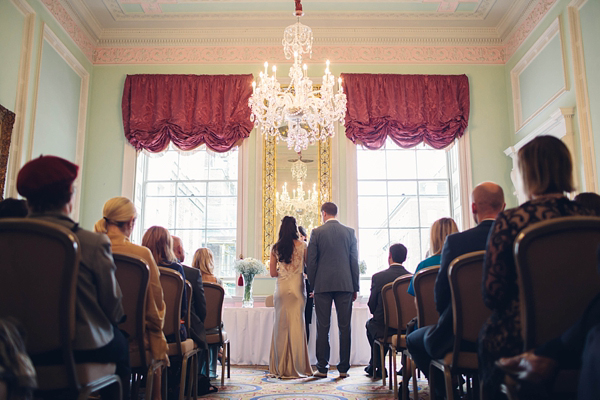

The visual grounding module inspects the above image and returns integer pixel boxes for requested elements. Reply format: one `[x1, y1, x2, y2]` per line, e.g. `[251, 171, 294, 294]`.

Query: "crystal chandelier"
[276, 158, 319, 231]
[248, 1, 347, 153]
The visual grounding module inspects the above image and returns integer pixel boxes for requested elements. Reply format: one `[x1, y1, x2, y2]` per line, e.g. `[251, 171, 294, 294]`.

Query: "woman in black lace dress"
[478, 135, 595, 399]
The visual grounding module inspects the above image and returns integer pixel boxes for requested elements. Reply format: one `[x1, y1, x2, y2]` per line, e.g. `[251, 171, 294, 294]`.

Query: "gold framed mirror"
[262, 136, 332, 263]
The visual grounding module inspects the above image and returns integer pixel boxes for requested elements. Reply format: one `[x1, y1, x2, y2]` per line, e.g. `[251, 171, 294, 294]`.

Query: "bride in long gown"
[268, 216, 314, 378]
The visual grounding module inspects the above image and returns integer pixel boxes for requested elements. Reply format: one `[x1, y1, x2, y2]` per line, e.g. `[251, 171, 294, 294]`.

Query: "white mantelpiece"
[504, 108, 575, 204]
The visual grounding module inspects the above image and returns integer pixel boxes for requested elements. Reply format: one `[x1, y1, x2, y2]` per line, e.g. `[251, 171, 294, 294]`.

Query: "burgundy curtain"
[122, 74, 254, 153]
[341, 74, 470, 150]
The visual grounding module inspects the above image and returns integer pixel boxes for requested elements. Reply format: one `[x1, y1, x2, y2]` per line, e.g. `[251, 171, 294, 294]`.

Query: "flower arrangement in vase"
[234, 257, 267, 307]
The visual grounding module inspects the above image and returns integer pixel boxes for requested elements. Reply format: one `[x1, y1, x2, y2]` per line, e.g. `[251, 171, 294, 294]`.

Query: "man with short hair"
[406, 182, 505, 397]
[365, 243, 411, 378]
[16, 155, 129, 399]
[307, 202, 360, 378]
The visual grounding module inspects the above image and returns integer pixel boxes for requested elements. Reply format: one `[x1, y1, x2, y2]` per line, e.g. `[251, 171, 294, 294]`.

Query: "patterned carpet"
[204, 365, 431, 399]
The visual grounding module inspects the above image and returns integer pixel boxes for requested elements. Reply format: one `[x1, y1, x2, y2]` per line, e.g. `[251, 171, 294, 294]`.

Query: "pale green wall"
[580, 0, 600, 190]
[32, 41, 81, 161]
[504, 0, 587, 193]
[0, 1, 25, 111]
[82, 64, 512, 254]
[518, 35, 565, 122]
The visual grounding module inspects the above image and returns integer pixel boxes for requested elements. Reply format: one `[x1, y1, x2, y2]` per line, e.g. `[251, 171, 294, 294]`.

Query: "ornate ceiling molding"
[93, 44, 505, 64]
[41, 0, 94, 61]
[504, 0, 558, 59]
[41, 0, 556, 65]
[104, 0, 496, 21]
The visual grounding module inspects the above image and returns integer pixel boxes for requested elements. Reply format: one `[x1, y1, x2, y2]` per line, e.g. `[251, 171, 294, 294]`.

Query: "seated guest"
[172, 237, 207, 349]
[193, 248, 222, 286]
[94, 197, 169, 364]
[142, 226, 187, 339]
[0, 198, 28, 218]
[192, 247, 221, 380]
[364, 243, 411, 378]
[406, 181, 505, 398]
[479, 136, 595, 400]
[574, 192, 600, 215]
[407, 217, 458, 296]
[16, 156, 129, 399]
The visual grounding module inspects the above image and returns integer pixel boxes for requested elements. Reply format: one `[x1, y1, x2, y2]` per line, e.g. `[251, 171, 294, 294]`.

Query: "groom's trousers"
[314, 291, 354, 374]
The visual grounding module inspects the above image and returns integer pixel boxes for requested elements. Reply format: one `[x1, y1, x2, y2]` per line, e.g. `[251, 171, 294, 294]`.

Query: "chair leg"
[161, 365, 168, 400]
[227, 342, 231, 378]
[391, 348, 397, 399]
[411, 357, 418, 399]
[443, 366, 454, 400]
[380, 344, 386, 386]
[146, 366, 154, 400]
[372, 342, 378, 379]
[389, 347, 393, 390]
[429, 363, 438, 400]
[402, 353, 410, 400]
[221, 344, 226, 386]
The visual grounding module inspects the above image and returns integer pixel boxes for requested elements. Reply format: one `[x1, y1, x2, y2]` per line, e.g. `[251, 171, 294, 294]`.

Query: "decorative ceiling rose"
[248, 0, 347, 153]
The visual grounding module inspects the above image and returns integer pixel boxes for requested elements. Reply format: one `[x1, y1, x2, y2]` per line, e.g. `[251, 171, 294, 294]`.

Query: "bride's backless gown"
[269, 240, 314, 378]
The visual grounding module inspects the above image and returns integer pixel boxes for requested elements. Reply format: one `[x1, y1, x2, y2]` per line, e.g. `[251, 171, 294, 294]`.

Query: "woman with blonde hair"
[192, 248, 222, 286]
[95, 197, 168, 400]
[94, 197, 168, 362]
[407, 217, 458, 296]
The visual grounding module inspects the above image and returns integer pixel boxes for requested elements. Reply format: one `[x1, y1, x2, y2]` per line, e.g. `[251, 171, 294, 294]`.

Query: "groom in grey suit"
[307, 202, 360, 378]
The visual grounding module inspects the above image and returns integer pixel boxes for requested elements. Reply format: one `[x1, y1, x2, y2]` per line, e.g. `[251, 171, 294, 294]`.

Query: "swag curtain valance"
[122, 74, 254, 153]
[341, 74, 470, 150]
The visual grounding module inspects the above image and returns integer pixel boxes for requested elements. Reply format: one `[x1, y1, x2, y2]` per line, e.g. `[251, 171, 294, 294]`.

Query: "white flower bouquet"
[359, 260, 367, 275]
[234, 258, 267, 306]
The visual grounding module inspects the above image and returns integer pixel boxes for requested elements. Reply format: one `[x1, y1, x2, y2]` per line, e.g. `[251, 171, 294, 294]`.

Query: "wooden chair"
[405, 265, 440, 399]
[184, 280, 199, 400]
[430, 251, 488, 400]
[113, 253, 168, 400]
[203, 282, 230, 386]
[391, 275, 418, 399]
[0, 219, 121, 399]
[501, 216, 600, 399]
[159, 268, 199, 400]
[373, 282, 398, 393]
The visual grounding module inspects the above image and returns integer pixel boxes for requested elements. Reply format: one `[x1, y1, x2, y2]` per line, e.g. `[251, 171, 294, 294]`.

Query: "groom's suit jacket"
[307, 219, 360, 294]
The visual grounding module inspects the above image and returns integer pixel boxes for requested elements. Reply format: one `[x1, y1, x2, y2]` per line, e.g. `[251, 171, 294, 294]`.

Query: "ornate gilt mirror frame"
[262, 136, 332, 263]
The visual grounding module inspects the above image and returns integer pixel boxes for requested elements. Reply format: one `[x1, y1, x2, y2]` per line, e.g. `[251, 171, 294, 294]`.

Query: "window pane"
[357, 181, 387, 196]
[176, 197, 206, 229]
[207, 197, 237, 228]
[178, 152, 208, 180]
[387, 150, 417, 179]
[388, 181, 418, 196]
[208, 152, 238, 180]
[208, 182, 237, 196]
[178, 182, 206, 197]
[146, 182, 176, 196]
[143, 197, 175, 230]
[419, 197, 451, 227]
[146, 151, 179, 181]
[358, 196, 388, 228]
[419, 181, 449, 196]
[388, 196, 419, 228]
[207, 230, 237, 277]
[357, 150, 386, 179]
[174, 229, 205, 262]
[417, 150, 448, 179]
[358, 228, 389, 276]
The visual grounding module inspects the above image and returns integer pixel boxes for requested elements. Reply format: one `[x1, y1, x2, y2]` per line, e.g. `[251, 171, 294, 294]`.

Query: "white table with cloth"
[222, 304, 371, 366]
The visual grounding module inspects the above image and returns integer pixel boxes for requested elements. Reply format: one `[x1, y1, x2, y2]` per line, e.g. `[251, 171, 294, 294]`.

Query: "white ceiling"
[62, 0, 535, 48]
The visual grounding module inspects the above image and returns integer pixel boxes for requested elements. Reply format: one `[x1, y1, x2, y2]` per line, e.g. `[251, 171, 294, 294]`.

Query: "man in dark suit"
[365, 243, 411, 378]
[308, 202, 360, 378]
[406, 182, 505, 396]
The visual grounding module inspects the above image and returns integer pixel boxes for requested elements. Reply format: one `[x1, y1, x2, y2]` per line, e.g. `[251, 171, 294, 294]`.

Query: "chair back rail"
[185, 280, 193, 332]
[413, 266, 440, 328]
[203, 282, 225, 340]
[113, 254, 149, 366]
[393, 275, 417, 332]
[159, 268, 185, 352]
[515, 216, 600, 349]
[381, 282, 398, 340]
[448, 250, 489, 367]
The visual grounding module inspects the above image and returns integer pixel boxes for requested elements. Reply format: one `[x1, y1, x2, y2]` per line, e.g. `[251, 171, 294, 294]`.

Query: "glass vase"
[242, 274, 254, 308]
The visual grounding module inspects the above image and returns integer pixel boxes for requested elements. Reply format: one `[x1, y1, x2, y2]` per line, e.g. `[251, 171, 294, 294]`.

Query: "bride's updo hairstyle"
[94, 196, 137, 234]
[273, 216, 299, 264]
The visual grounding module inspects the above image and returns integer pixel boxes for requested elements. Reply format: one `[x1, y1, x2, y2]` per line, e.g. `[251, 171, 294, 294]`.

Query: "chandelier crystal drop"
[249, 4, 347, 153]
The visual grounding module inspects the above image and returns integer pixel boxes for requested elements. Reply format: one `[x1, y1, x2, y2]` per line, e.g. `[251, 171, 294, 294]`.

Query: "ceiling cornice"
[40, 0, 558, 65]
